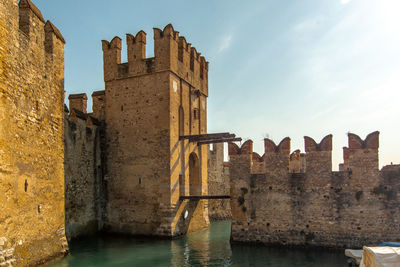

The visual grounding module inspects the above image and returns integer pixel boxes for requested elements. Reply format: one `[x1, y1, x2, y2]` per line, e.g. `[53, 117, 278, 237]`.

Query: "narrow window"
[193, 108, 199, 120]
[179, 106, 184, 136]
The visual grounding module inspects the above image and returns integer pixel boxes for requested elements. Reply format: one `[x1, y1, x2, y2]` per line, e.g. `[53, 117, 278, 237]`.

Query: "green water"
[50, 221, 347, 267]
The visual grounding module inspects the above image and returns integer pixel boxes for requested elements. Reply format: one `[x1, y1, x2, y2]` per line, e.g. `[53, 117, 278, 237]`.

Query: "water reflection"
[171, 221, 231, 266]
[49, 221, 347, 267]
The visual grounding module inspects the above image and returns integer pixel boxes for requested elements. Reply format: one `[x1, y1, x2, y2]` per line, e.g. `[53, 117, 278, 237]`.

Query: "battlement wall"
[92, 90, 106, 120]
[63, 101, 106, 240]
[18, 0, 65, 77]
[0, 0, 67, 265]
[230, 131, 400, 248]
[228, 132, 379, 177]
[67, 91, 106, 121]
[102, 24, 208, 96]
[343, 131, 380, 188]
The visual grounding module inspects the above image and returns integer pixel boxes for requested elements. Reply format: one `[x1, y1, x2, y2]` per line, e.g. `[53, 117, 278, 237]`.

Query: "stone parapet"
[230, 131, 400, 248]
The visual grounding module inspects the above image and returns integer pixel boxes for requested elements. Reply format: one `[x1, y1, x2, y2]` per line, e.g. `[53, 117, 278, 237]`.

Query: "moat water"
[50, 221, 347, 267]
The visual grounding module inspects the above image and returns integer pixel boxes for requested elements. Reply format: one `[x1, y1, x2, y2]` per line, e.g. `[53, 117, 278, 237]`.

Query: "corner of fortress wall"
[64, 93, 107, 241]
[229, 131, 400, 248]
[0, 0, 67, 265]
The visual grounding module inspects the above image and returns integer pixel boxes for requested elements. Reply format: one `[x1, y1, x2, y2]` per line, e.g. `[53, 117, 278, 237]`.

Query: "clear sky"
[35, 0, 400, 169]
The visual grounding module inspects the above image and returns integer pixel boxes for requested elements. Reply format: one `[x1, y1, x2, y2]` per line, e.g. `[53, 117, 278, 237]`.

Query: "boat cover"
[378, 242, 400, 248]
[360, 246, 400, 267]
[345, 249, 363, 265]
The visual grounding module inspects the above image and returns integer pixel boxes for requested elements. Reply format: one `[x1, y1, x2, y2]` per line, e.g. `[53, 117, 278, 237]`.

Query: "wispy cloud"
[217, 34, 233, 53]
[293, 15, 326, 34]
[341, 0, 352, 4]
[309, 104, 340, 121]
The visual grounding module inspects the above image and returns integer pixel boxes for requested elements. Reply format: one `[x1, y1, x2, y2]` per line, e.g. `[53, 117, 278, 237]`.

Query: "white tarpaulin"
[360, 246, 400, 267]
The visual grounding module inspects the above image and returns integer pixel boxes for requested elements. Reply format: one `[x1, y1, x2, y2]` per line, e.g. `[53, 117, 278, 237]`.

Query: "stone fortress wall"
[229, 131, 400, 248]
[207, 143, 231, 220]
[0, 0, 67, 265]
[64, 92, 106, 240]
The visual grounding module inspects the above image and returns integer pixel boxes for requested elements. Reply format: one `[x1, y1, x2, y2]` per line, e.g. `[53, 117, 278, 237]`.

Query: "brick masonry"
[229, 131, 400, 248]
[0, 0, 68, 265]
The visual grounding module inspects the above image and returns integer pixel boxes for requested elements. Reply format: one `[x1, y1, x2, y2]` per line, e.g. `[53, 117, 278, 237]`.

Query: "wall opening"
[189, 153, 201, 196]
[179, 106, 184, 136]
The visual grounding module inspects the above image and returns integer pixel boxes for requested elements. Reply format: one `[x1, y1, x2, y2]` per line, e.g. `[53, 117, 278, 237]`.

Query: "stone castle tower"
[99, 24, 210, 236]
[0, 0, 67, 265]
[64, 24, 229, 240]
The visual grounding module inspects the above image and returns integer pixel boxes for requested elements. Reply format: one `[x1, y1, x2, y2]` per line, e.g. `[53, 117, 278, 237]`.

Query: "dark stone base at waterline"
[231, 225, 389, 249]
[229, 238, 348, 251]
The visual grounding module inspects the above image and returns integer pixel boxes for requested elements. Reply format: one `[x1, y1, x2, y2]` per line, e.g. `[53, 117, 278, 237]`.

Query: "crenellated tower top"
[102, 24, 209, 96]
[19, 0, 65, 46]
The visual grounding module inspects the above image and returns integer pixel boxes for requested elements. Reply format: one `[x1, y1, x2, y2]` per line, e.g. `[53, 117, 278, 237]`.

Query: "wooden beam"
[197, 137, 242, 145]
[180, 195, 230, 200]
[179, 132, 231, 141]
[191, 134, 235, 142]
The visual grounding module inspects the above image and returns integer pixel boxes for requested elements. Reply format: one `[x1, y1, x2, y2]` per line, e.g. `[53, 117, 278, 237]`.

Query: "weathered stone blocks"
[0, 238, 15, 267]
[64, 100, 105, 241]
[0, 0, 67, 265]
[207, 143, 231, 220]
[230, 131, 400, 248]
